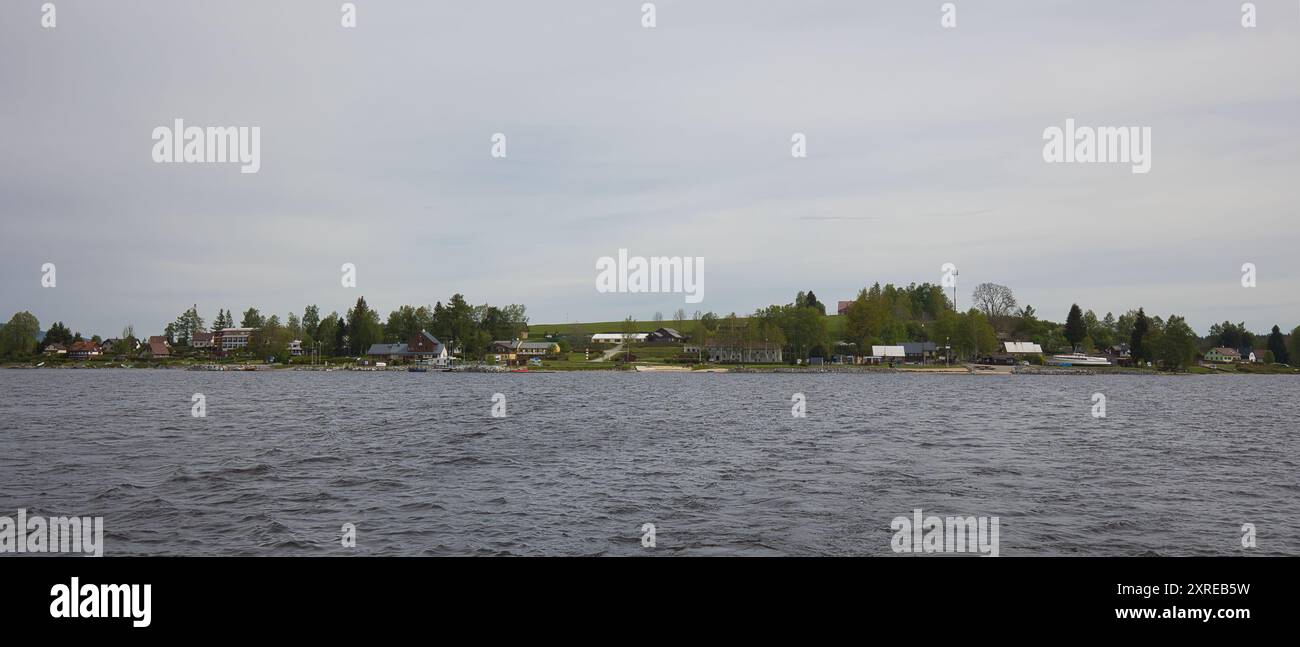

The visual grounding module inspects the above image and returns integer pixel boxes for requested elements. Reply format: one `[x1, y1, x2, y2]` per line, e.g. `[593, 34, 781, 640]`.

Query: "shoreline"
[6, 362, 1297, 376]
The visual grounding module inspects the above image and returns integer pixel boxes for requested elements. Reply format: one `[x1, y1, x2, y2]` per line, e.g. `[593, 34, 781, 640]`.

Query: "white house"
[1004, 341, 1043, 354]
[870, 345, 906, 358]
[1204, 347, 1241, 363]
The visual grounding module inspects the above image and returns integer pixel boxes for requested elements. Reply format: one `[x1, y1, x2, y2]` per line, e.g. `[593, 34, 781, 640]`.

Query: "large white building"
[216, 327, 257, 351]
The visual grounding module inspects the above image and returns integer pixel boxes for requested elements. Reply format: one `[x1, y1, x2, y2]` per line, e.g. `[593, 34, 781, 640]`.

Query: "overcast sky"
[3, 1, 1297, 337]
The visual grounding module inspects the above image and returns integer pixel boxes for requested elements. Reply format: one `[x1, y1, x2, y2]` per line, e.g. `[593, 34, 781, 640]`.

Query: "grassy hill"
[527, 315, 847, 339]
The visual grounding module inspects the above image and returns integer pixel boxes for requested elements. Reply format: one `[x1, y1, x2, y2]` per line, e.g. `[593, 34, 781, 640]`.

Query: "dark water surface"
[1, 369, 1296, 556]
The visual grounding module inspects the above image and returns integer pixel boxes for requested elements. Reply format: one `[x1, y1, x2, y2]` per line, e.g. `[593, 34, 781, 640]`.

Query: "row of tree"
[649, 280, 1299, 369]
[152, 295, 529, 362]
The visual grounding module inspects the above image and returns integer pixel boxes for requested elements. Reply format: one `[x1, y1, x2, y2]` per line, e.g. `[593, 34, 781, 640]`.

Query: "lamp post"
[952, 269, 959, 312]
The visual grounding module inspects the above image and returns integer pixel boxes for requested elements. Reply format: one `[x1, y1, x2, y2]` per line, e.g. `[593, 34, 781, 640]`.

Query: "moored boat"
[1049, 353, 1111, 367]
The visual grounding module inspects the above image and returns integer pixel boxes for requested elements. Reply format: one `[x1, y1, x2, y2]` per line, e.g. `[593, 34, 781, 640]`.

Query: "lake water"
[1, 369, 1296, 556]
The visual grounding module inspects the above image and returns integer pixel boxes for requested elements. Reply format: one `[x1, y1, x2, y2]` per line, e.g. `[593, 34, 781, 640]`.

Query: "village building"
[364, 332, 451, 366]
[145, 336, 170, 358]
[902, 341, 939, 363]
[66, 340, 102, 359]
[861, 345, 906, 365]
[214, 327, 257, 351]
[490, 339, 559, 365]
[191, 331, 214, 348]
[1204, 347, 1241, 364]
[706, 343, 783, 364]
[42, 343, 67, 356]
[365, 342, 410, 363]
[407, 331, 449, 363]
[646, 327, 685, 344]
[1004, 341, 1044, 355]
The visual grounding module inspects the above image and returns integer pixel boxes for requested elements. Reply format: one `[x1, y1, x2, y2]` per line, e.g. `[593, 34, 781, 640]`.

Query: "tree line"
[0, 294, 527, 363]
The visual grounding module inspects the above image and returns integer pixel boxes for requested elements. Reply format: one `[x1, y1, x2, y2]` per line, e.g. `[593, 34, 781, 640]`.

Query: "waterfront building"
[1204, 347, 1241, 363]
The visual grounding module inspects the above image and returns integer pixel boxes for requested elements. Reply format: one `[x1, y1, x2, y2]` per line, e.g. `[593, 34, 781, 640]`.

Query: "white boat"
[1049, 353, 1111, 366]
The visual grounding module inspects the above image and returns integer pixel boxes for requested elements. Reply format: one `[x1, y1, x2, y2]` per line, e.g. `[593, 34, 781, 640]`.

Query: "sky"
[2, 0, 1298, 338]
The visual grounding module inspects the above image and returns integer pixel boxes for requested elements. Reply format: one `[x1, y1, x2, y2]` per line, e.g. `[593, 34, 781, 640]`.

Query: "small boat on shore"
[1049, 353, 1111, 367]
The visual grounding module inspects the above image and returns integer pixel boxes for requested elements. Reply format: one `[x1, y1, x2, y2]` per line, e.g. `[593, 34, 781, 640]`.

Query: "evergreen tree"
[301, 305, 320, 342]
[1267, 325, 1289, 365]
[1130, 308, 1150, 362]
[43, 321, 74, 347]
[346, 297, 381, 355]
[1064, 304, 1087, 351]
[171, 304, 204, 345]
[241, 307, 264, 329]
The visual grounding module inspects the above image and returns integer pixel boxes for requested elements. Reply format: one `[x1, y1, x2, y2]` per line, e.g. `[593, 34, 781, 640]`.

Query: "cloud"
[1, 0, 1296, 336]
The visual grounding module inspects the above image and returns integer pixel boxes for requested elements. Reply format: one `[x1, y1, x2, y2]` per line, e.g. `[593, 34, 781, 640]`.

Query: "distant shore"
[6, 361, 1298, 376]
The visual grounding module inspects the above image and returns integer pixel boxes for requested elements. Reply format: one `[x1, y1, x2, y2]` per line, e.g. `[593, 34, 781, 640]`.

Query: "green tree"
[796, 290, 826, 315]
[171, 304, 204, 345]
[1064, 304, 1086, 351]
[953, 309, 997, 359]
[1288, 326, 1300, 367]
[1208, 321, 1252, 352]
[385, 305, 420, 343]
[1155, 315, 1198, 370]
[43, 321, 74, 347]
[316, 313, 340, 357]
[0, 311, 41, 359]
[116, 325, 140, 358]
[301, 305, 321, 343]
[241, 307, 265, 329]
[1267, 325, 1289, 365]
[1130, 308, 1150, 363]
[699, 312, 719, 332]
[346, 297, 382, 355]
[250, 316, 291, 362]
[621, 315, 637, 361]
